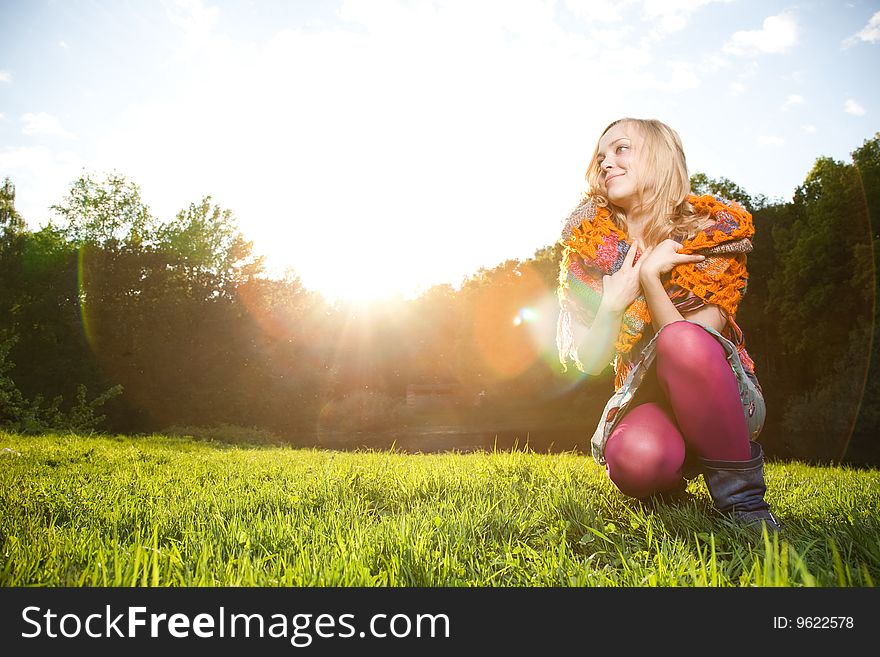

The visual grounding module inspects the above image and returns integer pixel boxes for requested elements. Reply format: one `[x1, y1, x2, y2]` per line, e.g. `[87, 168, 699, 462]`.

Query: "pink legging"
[604, 321, 752, 499]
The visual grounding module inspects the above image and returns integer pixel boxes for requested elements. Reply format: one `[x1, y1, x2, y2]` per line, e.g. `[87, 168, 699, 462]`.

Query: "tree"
[0, 177, 26, 244]
[762, 154, 874, 462]
[852, 132, 880, 239]
[154, 196, 264, 299]
[50, 171, 156, 247]
[690, 173, 754, 211]
[767, 156, 872, 378]
[0, 178, 28, 334]
[845, 133, 880, 464]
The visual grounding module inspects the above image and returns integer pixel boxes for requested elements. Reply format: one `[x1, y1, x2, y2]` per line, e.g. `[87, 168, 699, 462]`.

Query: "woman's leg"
[604, 402, 686, 499]
[654, 321, 751, 461]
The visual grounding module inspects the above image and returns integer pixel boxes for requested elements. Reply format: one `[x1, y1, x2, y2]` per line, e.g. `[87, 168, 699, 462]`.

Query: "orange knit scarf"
[557, 194, 755, 381]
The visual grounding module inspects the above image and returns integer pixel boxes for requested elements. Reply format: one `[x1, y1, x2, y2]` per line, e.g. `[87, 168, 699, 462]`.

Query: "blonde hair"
[584, 118, 709, 246]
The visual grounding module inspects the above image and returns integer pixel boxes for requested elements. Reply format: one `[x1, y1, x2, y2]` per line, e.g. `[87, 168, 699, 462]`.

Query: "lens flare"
[77, 245, 97, 351]
[471, 262, 586, 395]
[513, 307, 538, 326]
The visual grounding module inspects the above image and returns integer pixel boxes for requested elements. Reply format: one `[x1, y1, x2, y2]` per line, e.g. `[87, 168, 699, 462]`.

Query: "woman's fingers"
[623, 240, 639, 266]
[633, 244, 652, 268]
[666, 240, 705, 261]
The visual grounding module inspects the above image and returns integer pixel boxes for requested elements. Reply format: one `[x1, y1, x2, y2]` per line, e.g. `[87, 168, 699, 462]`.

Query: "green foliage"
[0, 334, 26, 424]
[0, 333, 65, 432]
[0, 434, 877, 587]
[50, 171, 156, 246]
[763, 153, 874, 452]
[64, 384, 125, 433]
[846, 133, 880, 464]
[0, 204, 123, 435]
[690, 172, 755, 210]
[852, 132, 880, 239]
[0, 177, 27, 244]
[155, 196, 264, 298]
[1, 333, 123, 434]
[780, 325, 871, 462]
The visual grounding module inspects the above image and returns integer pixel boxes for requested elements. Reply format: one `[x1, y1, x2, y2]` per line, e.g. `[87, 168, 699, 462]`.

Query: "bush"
[2, 333, 123, 434]
[64, 384, 124, 432]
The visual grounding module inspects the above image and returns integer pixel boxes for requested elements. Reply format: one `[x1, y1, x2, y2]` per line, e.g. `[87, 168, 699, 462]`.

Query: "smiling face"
[585, 118, 695, 245]
[596, 121, 643, 212]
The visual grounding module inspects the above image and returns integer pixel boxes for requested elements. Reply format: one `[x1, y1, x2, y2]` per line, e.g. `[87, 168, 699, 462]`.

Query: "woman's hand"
[637, 239, 705, 283]
[598, 241, 649, 314]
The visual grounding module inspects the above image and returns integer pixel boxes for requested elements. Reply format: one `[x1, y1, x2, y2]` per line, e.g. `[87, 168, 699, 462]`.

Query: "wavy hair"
[584, 118, 710, 246]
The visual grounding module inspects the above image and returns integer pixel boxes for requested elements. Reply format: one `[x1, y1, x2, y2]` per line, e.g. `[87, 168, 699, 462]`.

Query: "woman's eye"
[617, 145, 628, 153]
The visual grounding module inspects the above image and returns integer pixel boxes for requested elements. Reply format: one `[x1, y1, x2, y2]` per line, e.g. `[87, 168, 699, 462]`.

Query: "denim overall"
[590, 320, 766, 466]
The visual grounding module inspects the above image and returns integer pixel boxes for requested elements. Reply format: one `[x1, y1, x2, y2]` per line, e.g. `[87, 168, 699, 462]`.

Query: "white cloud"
[339, 0, 565, 44]
[564, 0, 634, 23]
[842, 10, 880, 47]
[642, 0, 731, 36]
[845, 99, 866, 115]
[736, 60, 760, 78]
[723, 13, 798, 56]
[566, 0, 730, 33]
[728, 81, 746, 95]
[58, 40, 69, 49]
[21, 112, 77, 139]
[802, 124, 816, 134]
[0, 113, 5, 121]
[654, 60, 701, 92]
[0, 70, 11, 83]
[780, 94, 804, 111]
[165, 0, 220, 46]
[703, 54, 730, 71]
[757, 135, 784, 146]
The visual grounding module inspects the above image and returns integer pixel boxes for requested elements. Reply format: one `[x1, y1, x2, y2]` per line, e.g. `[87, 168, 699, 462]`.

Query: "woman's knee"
[655, 321, 726, 378]
[604, 407, 685, 498]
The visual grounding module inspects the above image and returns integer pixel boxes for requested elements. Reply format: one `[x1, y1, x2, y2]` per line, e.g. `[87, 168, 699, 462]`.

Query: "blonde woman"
[557, 118, 781, 531]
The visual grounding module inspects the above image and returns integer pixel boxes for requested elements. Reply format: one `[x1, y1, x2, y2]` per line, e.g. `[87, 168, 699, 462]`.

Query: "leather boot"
[699, 442, 783, 532]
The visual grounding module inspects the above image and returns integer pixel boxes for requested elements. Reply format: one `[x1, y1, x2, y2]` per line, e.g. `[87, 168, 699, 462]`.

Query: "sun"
[297, 256, 424, 306]
[249, 203, 468, 305]
[318, 276, 407, 306]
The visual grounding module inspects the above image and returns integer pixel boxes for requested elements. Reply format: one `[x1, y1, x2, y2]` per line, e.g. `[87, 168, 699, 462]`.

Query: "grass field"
[1, 432, 878, 587]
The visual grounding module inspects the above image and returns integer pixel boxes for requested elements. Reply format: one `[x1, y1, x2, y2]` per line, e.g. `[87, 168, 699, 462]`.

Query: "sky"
[1, 0, 879, 302]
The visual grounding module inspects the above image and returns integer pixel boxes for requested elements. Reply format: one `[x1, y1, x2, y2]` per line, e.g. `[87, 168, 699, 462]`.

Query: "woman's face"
[597, 122, 642, 212]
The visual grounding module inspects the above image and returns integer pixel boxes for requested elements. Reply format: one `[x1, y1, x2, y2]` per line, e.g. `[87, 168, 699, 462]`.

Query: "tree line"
[1, 133, 878, 465]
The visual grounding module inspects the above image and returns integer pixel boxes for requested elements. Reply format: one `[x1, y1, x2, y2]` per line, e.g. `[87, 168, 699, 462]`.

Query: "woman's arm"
[640, 275, 726, 332]
[638, 239, 726, 332]
[573, 304, 626, 375]
[574, 241, 645, 375]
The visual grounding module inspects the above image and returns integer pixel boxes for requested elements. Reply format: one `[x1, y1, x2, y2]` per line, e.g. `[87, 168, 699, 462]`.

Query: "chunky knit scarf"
[557, 194, 755, 389]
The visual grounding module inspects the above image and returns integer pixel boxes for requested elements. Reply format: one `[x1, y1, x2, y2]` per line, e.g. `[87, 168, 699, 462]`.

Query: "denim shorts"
[590, 320, 766, 465]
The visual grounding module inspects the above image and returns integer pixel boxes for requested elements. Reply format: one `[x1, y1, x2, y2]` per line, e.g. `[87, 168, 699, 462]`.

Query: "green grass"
[1, 432, 878, 587]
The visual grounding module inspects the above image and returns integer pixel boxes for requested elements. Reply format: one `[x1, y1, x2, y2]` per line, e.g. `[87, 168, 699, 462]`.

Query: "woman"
[556, 118, 781, 531]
